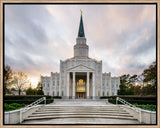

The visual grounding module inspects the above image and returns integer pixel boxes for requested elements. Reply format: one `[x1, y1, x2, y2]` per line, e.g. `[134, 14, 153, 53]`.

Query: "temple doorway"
[76, 79, 86, 99]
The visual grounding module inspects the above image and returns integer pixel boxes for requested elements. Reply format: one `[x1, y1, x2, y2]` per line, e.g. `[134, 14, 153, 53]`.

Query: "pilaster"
[92, 72, 95, 99]
[72, 72, 75, 99]
[67, 72, 70, 98]
[87, 72, 90, 98]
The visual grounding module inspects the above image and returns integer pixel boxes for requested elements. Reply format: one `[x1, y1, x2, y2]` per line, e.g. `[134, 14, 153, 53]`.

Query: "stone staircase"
[23, 105, 139, 124]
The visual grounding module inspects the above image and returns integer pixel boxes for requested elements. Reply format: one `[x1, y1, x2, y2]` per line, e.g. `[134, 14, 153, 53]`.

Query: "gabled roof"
[67, 64, 95, 72]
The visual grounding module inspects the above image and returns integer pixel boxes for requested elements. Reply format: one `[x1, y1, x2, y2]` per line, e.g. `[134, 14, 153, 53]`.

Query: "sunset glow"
[5, 4, 156, 86]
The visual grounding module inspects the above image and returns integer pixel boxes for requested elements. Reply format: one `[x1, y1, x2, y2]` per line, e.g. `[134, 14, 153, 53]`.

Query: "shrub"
[10, 103, 21, 108]
[46, 99, 54, 104]
[108, 98, 156, 105]
[4, 95, 53, 105]
[4, 103, 16, 111]
[100, 96, 111, 99]
[8, 105, 16, 110]
[4, 103, 26, 111]
[4, 103, 9, 111]
[4, 95, 52, 100]
[133, 104, 156, 111]
[4, 99, 53, 105]
[108, 98, 116, 104]
[108, 96, 156, 105]
[52, 96, 62, 99]
[4, 100, 38, 104]
[4, 96, 54, 111]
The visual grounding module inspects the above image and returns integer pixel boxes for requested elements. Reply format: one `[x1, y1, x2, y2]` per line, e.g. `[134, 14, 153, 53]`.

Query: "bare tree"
[4, 65, 13, 95]
[12, 72, 29, 95]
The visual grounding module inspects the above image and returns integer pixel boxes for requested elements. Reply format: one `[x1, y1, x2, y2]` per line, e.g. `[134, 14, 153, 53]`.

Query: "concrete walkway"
[48, 99, 113, 106]
[23, 117, 139, 124]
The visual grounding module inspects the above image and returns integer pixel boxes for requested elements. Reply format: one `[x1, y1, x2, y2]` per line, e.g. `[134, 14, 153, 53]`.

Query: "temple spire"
[78, 10, 85, 37]
[74, 11, 88, 58]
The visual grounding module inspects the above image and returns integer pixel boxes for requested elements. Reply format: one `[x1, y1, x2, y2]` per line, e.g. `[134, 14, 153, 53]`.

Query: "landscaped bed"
[4, 95, 54, 111]
[133, 103, 156, 111]
[107, 96, 156, 111]
[4, 103, 26, 111]
[108, 95, 156, 105]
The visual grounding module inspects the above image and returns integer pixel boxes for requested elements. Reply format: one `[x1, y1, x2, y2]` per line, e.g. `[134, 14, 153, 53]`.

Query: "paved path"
[48, 99, 113, 106]
[23, 117, 139, 124]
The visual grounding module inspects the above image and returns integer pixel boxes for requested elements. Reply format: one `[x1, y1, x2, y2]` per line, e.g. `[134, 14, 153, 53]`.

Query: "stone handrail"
[116, 97, 142, 123]
[20, 97, 46, 123]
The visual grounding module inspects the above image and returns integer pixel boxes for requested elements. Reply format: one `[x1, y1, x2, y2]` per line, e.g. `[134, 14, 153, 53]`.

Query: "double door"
[76, 92, 86, 99]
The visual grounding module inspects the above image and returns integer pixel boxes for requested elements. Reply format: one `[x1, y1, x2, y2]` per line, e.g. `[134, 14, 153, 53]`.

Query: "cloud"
[4, 4, 156, 85]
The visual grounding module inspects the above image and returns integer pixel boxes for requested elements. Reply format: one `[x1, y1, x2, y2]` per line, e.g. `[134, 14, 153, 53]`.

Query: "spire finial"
[80, 10, 82, 15]
[78, 10, 85, 37]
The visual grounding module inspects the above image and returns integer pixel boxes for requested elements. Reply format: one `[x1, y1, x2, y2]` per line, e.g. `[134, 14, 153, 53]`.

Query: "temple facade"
[41, 13, 120, 99]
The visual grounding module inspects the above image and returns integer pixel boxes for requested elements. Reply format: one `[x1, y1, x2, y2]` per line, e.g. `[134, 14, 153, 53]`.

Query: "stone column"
[109, 72, 112, 96]
[104, 74, 107, 96]
[55, 74, 57, 96]
[114, 79, 117, 95]
[59, 62, 62, 96]
[67, 72, 70, 99]
[87, 72, 90, 99]
[59, 74, 61, 96]
[45, 81, 47, 95]
[100, 74, 102, 96]
[50, 73, 53, 96]
[72, 72, 75, 99]
[92, 72, 95, 99]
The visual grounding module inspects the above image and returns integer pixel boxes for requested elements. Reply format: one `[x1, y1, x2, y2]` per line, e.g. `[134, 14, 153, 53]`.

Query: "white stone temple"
[41, 12, 120, 99]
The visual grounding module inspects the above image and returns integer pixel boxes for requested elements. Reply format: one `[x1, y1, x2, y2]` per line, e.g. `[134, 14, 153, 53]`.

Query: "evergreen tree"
[36, 82, 44, 95]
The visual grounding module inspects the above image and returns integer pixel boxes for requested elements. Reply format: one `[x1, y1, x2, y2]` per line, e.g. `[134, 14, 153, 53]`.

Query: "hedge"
[4, 95, 53, 105]
[108, 98, 156, 105]
[111, 95, 156, 101]
[136, 104, 156, 111]
[4, 99, 53, 104]
[53, 96, 62, 99]
[4, 95, 52, 100]
[100, 96, 111, 99]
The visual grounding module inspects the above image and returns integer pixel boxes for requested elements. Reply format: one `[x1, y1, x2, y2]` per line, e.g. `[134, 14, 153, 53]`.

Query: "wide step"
[24, 105, 138, 122]
[22, 99, 140, 124]
[25, 115, 137, 121]
[33, 111, 129, 114]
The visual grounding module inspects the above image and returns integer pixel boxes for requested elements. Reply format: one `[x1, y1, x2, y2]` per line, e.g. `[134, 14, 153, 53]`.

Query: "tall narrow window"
[98, 91, 100, 96]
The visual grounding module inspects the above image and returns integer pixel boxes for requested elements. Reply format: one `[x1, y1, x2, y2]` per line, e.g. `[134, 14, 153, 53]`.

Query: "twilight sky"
[5, 4, 156, 87]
